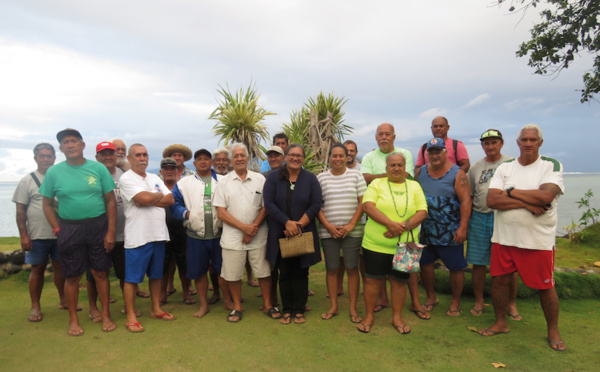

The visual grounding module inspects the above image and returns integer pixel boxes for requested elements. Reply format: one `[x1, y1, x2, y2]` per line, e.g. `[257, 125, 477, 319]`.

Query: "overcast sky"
[0, 0, 597, 181]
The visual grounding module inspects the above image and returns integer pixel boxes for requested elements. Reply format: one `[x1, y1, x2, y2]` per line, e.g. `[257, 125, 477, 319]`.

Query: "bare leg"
[51, 260, 66, 308]
[246, 261, 258, 287]
[65, 275, 83, 336]
[507, 272, 521, 320]
[420, 263, 438, 310]
[539, 287, 566, 350]
[208, 271, 221, 304]
[478, 274, 511, 335]
[470, 265, 486, 315]
[90, 269, 115, 331]
[408, 272, 429, 319]
[166, 259, 176, 293]
[359, 254, 366, 293]
[447, 270, 464, 316]
[220, 276, 234, 310]
[258, 276, 275, 312]
[375, 281, 390, 309]
[124, 282, 139, 325]
[178, 269, 192, 302]
[347, 267, 361, 322]
[150, 278, 173, 318]
[28, 264, 46, 321]
[193, 274, 209, 318]
[336, 258, 345, 295]
[86, 277, 102, 322]
[323, 270, 339, 319]
[390, 279, 409, 333]
[227, 280, 243, 321]
[360, 277, 383, 331]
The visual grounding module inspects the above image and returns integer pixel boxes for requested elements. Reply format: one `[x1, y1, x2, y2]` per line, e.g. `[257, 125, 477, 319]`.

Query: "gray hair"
[33, 143, 55, 156]
[386, 152, 406, 163]
[213, 147, 230, 159]
[227, 143, 249, 160]
[519, 124, 543, 140]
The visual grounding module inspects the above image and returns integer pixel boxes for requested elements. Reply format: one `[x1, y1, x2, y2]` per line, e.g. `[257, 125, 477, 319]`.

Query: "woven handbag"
[279, 225, 315, 258]
[392, 222, 425, 273]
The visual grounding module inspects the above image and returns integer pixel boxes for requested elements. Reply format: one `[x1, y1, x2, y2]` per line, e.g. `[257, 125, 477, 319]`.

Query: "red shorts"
[490, 243, 555, 290]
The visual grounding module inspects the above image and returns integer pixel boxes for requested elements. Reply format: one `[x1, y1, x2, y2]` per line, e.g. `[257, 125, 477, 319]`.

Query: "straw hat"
[162, 144, 192, 161]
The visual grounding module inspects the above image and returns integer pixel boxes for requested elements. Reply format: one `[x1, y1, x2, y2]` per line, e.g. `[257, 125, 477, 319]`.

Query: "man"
[415, 138, 471, 317]
[159, 157, 194, 306]
[119, 144, 176, 333]
[361, 123, 414, 184]
[260, 145, 286, 305]
[478, 125, 566, 351]
[39, 129, 117, 336]
[466, 130, 520, 318]
[171, 149, 233, 318]
[416, 116, 470, 173]
[213, 148, 230, 176]
[260, 133, 289, 172]
[112, 138, 131, 171]
[214, 143, 281, 322]
[13, 143, 69, 322]
[361, 123, 422, 316]
[112, 139, 148, 299]
[344, 140, 361, 171]
[161, 143, 194, 298]
[163, 144, 194, 179]
[261, 146, 285, 176]
[87, 141, 141, 322]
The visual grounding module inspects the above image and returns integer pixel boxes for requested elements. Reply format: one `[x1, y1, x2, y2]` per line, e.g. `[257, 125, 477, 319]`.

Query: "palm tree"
[282, 91, 352, 173]
[209, 83, 275, 170]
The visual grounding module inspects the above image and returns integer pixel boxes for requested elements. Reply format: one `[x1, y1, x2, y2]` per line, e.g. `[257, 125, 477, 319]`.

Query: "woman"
[317, 143, 366, 323]
[359, 152, 428, 334]
[264, 144, 322, 324]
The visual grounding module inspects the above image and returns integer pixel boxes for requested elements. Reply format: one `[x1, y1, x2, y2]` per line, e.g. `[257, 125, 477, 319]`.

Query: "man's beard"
[116, 156, 126, 166]
[215, 166, 228, 175]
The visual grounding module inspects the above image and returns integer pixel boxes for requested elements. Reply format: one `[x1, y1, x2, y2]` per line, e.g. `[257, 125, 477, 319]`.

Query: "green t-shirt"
[200, 175, 216, 240]
[362, 178, 427, 254]
[361, 147, 415, 177]
[39, 160, 116, 220]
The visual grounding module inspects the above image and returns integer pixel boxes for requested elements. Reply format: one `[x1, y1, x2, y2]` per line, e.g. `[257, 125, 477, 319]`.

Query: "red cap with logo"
[96, 141, 116, 154]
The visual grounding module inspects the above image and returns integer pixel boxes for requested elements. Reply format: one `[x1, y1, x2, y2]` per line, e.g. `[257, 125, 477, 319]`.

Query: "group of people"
[13, 116, 566, 350]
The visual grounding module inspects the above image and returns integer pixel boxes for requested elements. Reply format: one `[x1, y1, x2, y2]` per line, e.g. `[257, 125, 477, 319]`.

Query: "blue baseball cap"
[426, 137, 445, 151]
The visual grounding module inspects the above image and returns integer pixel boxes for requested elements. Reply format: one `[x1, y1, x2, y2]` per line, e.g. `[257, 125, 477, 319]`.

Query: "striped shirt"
[317, 168, 367, 239]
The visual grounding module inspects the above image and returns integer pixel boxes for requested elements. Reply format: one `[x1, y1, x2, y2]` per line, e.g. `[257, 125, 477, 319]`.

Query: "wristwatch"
[506, 187, 515, 198]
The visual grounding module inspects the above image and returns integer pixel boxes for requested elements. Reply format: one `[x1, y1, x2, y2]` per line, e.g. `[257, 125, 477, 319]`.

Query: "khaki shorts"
[221, 247, 271, 281]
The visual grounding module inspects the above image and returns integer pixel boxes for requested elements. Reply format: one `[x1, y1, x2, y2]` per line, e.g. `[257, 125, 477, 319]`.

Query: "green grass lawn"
[1, 263, 599, 371]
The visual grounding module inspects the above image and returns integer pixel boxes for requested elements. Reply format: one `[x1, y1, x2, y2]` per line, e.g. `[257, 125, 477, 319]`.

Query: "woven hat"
[162, 144, 192, 161]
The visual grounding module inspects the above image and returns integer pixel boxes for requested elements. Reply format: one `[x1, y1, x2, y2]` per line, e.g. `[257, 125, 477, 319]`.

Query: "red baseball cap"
[96, 141, 116, 154]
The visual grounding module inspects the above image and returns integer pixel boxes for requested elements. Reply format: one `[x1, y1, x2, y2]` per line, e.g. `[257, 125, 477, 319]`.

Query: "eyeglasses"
[480, 129, 503, 140]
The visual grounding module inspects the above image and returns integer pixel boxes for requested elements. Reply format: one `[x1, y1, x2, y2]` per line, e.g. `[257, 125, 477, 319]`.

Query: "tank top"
[418, 164, 461, 245]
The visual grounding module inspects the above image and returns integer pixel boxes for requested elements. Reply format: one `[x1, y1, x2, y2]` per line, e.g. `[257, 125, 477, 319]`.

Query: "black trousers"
[278, 254, 309, 315]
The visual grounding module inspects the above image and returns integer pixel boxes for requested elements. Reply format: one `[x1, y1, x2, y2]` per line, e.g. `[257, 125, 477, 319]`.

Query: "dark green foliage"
[503, 0, 600, 102]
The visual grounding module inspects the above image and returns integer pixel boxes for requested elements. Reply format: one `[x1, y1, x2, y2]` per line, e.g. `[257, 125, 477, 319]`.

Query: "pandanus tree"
[282, 91, 352, 173]
[209, 83, 275, 170]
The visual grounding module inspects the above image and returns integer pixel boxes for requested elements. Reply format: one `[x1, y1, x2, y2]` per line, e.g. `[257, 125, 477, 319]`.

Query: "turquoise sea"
[1, 173, 599, 237]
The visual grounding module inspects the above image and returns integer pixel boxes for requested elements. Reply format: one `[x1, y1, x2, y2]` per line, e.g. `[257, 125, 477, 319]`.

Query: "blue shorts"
[125, 241, 166, 283]
[466, 211, 494, 265]
[186, 237, 222, 280]
[420, 244, 467, 271]
[25, 239, 59, 265]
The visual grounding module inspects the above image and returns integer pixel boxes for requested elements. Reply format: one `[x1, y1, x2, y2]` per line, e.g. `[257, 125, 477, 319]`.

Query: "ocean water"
[1, 173, 598, 237]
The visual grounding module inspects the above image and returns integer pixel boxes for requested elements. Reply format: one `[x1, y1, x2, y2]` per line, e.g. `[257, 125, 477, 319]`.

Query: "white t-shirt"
[489, 156, 564, 251]
[213, 170, 267, 251]
[119, 171, 171, 249]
